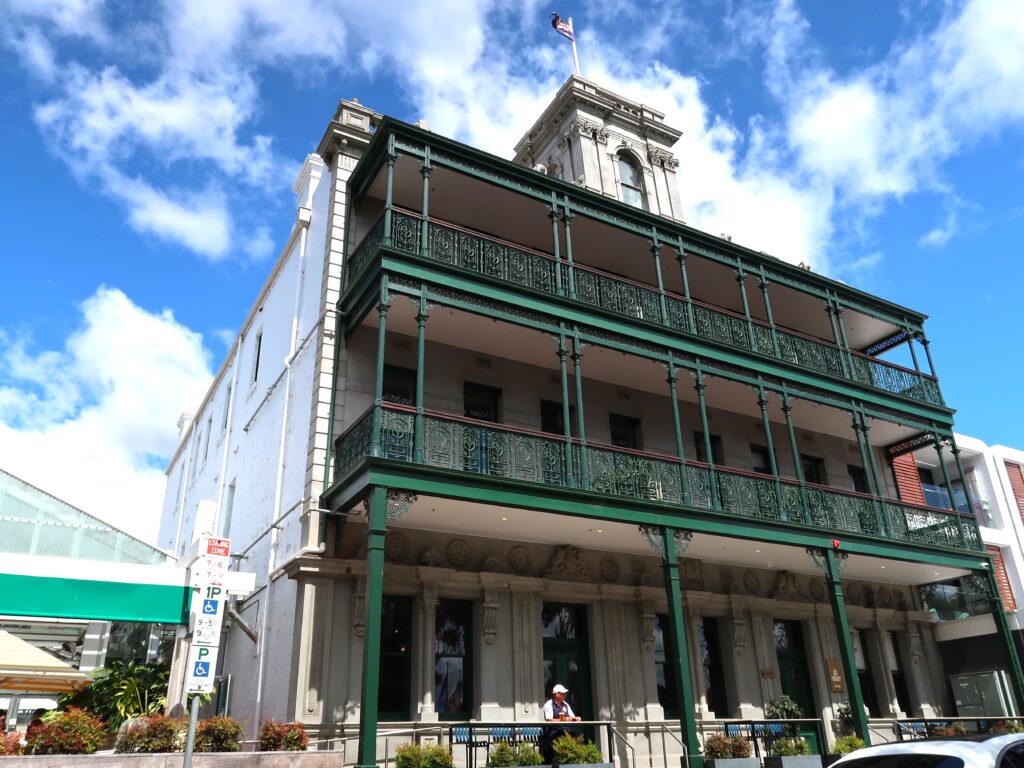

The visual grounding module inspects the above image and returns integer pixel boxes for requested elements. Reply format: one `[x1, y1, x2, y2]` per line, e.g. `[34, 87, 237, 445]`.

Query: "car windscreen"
[838, 756, 965, 768]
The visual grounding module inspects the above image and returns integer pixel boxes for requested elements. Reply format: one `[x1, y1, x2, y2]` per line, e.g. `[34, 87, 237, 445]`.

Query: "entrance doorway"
[773, 619, 820, 753]
[542, 603, 593, 720]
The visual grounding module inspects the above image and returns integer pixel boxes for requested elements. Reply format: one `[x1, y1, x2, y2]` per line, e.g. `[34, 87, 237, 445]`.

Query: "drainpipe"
[251, 208, 311, 737]
[172, 423, 196, 558]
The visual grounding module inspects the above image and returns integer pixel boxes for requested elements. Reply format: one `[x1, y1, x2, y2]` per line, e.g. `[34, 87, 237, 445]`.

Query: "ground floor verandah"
[282, 485, 1024, 768]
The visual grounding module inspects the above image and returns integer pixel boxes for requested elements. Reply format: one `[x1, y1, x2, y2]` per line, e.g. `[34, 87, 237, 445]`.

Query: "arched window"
[617, 151, 645, 209]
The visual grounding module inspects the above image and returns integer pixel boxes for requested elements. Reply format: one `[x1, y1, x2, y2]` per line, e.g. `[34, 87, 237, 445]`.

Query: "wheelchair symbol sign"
[202, 599, 219, 615]
[193, 661, 210, 677]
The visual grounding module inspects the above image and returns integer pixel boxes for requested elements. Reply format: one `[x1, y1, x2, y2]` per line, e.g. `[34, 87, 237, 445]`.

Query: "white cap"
[553, 684, 569, 694]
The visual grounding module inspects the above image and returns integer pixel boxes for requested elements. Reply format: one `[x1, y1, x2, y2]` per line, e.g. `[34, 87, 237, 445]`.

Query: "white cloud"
[0, 287, 214, 541]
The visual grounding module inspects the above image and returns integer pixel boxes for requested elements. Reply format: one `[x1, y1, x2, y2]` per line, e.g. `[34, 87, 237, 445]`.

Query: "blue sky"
[1, 0, 1022, 540]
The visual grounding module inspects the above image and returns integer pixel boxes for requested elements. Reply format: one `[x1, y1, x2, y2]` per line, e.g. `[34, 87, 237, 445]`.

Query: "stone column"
[419, 583, 439, 722]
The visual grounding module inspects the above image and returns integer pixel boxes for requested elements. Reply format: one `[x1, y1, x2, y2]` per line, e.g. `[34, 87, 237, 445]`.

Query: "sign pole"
[183, 695, 200, 768]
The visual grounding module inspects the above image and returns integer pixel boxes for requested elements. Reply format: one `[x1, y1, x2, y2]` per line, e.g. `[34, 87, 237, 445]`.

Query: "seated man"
[542, 684, 582, 762]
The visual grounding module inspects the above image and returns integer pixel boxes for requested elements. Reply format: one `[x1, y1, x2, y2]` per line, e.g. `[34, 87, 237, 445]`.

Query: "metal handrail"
[609, 724, 638, 768]
[652, 722, 686, 768]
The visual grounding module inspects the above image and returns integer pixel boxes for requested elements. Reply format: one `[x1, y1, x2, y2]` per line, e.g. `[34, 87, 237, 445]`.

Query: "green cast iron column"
[419, 149, 432, 258]
[919, 333, 939, 378]
[666, 356, 692, 504]
[651, 231, 669, 325]
[660, 527, 704, 768]
[858, 413, 890, 537]
[571, 327, 590, 489]
[369, 281, 390, 458]
[356, 486, 388, 768]
[550, 198, 564, 296]
[676, 247, 697, 333]
[850, 410, 886, 537]
[780, 390, 812, 524]
[985, 566, 1024, 711]
[825, 300, 852, 379]
[933, 435, 967, 548]
[950, 439, 980, 530]
[382, 139, 396, 247]
[413, 289, 428, 463]
[758, 271, 781, 358]
[557, 325, 576, 488]
[694, 362, 720, 509]
[756, 382, 786, 521]
[822, 548, 871, 745]
[832, 296, 856, 379]
[736, 267, 757, 351]
[562, 199, 577, 299]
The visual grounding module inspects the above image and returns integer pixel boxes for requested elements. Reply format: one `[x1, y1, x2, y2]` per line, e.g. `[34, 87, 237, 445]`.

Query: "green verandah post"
[356, 487, 387, 768]
[660, 527, 704, 768]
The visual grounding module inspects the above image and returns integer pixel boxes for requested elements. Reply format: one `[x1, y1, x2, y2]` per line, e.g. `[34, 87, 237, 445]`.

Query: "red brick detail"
[988, 546, 1017, 612]
[1004, 461, 1024, 523]
[892, 452, 927, 505]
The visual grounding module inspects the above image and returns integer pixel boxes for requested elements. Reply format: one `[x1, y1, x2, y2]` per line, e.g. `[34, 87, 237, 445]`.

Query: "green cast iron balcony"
[333, 404, 981, 552]
[346, 210, 944, 408]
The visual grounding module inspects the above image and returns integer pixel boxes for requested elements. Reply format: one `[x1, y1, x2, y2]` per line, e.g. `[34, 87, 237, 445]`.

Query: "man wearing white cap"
[542, 683, 582, 762]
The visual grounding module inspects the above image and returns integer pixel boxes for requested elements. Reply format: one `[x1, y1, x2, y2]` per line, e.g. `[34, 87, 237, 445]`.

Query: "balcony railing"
[346, 210, 944, 407]
[333, 404, 982, 552]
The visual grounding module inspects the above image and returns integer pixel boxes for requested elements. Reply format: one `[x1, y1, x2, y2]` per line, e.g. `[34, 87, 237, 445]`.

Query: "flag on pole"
[550, 12, 575, 41]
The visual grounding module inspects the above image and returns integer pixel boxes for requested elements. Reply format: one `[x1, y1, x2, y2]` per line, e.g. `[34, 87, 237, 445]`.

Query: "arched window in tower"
[616, 151, 645, 209]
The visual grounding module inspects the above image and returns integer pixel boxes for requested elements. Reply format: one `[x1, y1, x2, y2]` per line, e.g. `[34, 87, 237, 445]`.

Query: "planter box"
[561, 763, 614, 768]
[706, 759, 760, 768]
[764, 756, 823, 768]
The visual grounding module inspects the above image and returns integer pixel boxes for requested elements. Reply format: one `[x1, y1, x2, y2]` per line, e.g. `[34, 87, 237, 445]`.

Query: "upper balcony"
[342, 121, 948, 417]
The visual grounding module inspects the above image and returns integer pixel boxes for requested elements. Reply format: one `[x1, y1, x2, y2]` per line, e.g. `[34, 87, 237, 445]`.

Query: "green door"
[773, 620, 820, 754]
[542, 603, 593, 720]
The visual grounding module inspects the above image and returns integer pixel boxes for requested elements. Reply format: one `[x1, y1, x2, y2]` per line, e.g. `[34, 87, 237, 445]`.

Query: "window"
[751, 444, 772, 474]
[222, 383, 232, 431]
[540, 399, 574, 436]
[653, 615, 678, 716]
[699, 618, 729, 717]
[848, 465, 868, 493]
[693, 432, 724, 465]
[917, 466, 936, 486]
[383, 365, 416, 405]
[202, 415, 213, 462]
[464, 383, 501, 422]
[609, 413, 642, 450]
[616, 151, 645, 209]
[435, 599, 472, 719]
[800, 454, 826, 485]
[220, 481, 235, 539]
[379, 596, 413, 720]
[252, 330, 263, 383]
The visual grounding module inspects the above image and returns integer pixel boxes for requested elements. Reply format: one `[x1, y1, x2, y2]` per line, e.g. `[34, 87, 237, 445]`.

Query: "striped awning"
[0, 629, 90, 693]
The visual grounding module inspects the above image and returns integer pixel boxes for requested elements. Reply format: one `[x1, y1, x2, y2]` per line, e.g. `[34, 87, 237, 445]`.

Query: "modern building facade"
[160, 76, 1023, 766]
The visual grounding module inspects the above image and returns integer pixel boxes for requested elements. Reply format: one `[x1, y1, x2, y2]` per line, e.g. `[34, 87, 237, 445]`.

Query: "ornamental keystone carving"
[545, 545, 594, 582]
[773, 571, 810, 601]
[640, 612, 656, 652]
[482, 590, 500, 644]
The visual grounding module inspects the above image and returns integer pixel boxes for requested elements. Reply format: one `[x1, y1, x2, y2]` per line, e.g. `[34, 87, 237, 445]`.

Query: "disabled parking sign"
[186, 645, 219, 693]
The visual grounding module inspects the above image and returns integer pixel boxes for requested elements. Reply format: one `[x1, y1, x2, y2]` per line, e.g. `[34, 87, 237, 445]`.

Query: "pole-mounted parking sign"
[185, 537, 230, 693]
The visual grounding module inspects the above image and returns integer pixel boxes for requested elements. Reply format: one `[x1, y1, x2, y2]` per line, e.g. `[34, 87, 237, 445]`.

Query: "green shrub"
[421, 744, 455, 768]
[515, 744, 544, 766]
[115, 714, 182, 753]
[1, 732, 23, 756]
[25, 707, 106, 755]
[769, 738, 810, 757]
[990, 720, 1024, 735]
[396, 743, 423, 768]
[833, 736, 864, 755]
[194, 715, 243, 752]
[765, 695, 804, 720]
[59, 661, 170, 730]
[703, 734, 752, 760]
[487, 742, 518, 767]
[258, 720, 309, 751]
[552, 734, 603, 765]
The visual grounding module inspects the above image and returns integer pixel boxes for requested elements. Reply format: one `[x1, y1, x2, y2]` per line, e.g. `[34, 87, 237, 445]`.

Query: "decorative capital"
[665, 366, 678, 387]
[386, 490, 418, 520]
[561, 209, 575, 224]
[805, 545, 848, 575]
[735, 269, 746, 285]
[757, 396, 770, 412]
[639, 525, 693, 556]
[548, 208, 560, 222]
[385, 149, 398, 165]
[758, 277, 770, 290]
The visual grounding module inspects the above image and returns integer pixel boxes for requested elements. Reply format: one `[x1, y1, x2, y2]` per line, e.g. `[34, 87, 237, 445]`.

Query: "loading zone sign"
[186, 645, 219, 694]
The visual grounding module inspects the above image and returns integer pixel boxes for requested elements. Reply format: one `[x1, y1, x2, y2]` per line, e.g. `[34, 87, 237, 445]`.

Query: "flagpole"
[569, 17, 581, 75]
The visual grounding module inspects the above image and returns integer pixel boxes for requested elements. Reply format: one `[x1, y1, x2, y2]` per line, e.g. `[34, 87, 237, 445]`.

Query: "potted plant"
[764, 697, 821, 768]
[552, 734, 612, 768]
[703, 733, 758, 768]
[396, 743, 455, 768]
[832, 702, 853, 737]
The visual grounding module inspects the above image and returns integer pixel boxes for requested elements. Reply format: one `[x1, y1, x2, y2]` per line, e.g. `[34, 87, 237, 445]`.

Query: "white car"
[833, 734, 1024, 768]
